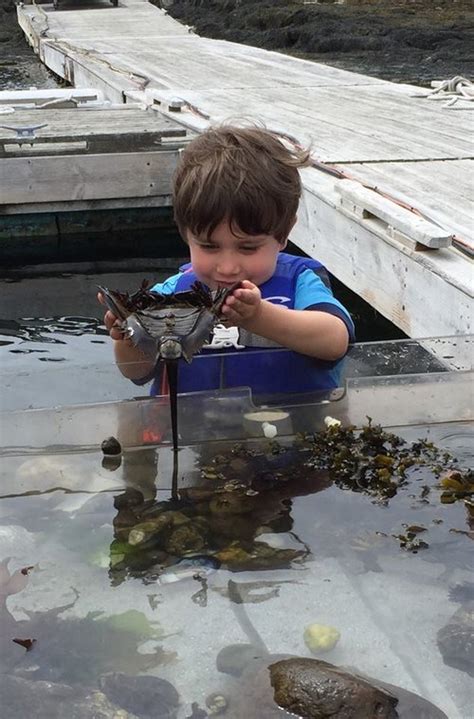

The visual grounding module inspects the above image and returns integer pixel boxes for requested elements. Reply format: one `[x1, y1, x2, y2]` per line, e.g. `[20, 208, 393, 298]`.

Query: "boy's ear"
[280, 215, 297, 249]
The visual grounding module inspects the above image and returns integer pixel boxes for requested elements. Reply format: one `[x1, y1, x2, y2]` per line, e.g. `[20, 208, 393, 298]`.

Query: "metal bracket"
[0, 123, 48, 146]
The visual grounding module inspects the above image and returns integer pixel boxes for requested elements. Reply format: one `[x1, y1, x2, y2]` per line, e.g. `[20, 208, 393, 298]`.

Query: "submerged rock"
[437, 602, 474, 677]
[216, 540, 304, 571]
[99, 672, 179, 718]
[221, 654, 448, 719]
[270, 658, 398, 718]
[165, 522, 207, 555]
[0, 674, 134, 719]
[216, 643, 267, 678]
[101, 436, 122, 456]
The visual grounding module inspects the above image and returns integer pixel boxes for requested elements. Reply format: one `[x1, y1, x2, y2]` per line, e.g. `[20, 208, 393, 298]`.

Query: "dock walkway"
[13, 0, 474, 337]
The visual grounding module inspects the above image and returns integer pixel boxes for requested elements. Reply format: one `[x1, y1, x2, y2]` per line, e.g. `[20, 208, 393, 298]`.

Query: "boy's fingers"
[104, 310, 120, 331]
[222, 308, 239, 324]
[233, 289, 257, 304]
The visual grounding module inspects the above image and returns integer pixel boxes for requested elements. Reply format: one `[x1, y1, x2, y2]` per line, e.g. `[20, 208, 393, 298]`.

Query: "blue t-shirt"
[132, 253, 354, 395]
[152, 255, 354, 342]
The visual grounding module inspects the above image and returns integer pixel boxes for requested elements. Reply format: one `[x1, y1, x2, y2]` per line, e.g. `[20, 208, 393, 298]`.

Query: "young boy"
[102, 125, 355, 395]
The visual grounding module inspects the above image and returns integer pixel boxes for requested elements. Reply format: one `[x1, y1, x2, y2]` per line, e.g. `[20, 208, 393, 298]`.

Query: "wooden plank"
[76, 35, 385, 88]
[345, 160, 474, 247]
[291, 169, 472, 337]
[157, 86, 473, 162]
[38, 41, 140, 102]
[0, 106, 188, 155]
[31, 16, 471, 160]
[0, 133, 185, 157]
[334, 180, 452, 249]
[22, 3, 192, 41]
[0, 150, 179, 204]
[0, 108, 187, 138]
[0, 88, 101, 106]
[0, 196, 172, 215]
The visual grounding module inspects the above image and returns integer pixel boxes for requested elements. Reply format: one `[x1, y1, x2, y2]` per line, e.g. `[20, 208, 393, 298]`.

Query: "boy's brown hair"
[172, 125, 310, 244]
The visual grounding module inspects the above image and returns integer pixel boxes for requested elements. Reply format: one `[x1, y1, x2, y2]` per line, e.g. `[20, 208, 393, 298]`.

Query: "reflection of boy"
[102, 125, 355, 394]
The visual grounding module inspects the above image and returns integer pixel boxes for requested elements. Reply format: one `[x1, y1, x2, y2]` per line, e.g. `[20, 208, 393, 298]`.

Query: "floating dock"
[7, 0, 474, 337]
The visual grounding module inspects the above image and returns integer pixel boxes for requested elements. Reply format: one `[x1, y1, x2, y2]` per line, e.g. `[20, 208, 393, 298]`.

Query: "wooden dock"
[0, 105, 187, 208]
[11, 0, 474, 337]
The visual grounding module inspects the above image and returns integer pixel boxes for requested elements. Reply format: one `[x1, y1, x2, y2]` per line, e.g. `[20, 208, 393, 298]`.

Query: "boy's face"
[186, 220, 288, 289]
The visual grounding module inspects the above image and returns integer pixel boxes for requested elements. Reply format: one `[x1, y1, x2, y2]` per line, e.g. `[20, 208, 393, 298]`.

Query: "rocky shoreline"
[0, 0, 58, 89]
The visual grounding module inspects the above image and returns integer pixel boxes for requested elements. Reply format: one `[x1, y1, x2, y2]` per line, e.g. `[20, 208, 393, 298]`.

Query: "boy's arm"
[113, 336, 155, 380]
[99, 296, 155, 380]
[221, 281, 349, 360]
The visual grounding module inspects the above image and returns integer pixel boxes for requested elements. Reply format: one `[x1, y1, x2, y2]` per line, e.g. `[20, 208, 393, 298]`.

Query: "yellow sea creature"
[304, 623, 341, 653]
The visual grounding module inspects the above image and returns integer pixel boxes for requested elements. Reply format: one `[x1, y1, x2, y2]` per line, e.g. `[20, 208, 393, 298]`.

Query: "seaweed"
[2, 573, 175, 683]
[439, 469, 474, 504]
[301, 417, 462, 502]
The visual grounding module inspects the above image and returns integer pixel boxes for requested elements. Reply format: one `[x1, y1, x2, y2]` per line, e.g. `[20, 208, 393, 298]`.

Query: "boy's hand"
[221, 280, 262, 326]
[97, 291, 124, 341]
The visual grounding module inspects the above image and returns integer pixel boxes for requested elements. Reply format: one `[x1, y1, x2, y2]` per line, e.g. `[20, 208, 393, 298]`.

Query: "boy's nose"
[216, 254, 240, 277]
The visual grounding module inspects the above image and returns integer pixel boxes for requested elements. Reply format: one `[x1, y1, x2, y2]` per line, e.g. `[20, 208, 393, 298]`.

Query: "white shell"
[262, 422, 278, 439]
[324, 415, 342, 428]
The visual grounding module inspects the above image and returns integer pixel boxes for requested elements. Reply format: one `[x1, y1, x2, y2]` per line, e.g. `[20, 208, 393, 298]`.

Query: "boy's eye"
[198, 243, 218, 250]
[239, 245, 259, 252]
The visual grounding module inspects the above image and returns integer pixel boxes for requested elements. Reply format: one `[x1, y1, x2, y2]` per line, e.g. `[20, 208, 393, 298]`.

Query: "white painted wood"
[0, 107, 185, 136]
[335, 180, 452, 248]
[0, 195, 172, 215]
[345, 160, 474, 250]
[0, 88, 102, 105]
[291, 169, 473, 338]
[0, 150, 179, 204]
[0, 106, 188, 156]
[31, 3, 192, 41]
[148, 85, 473, 162]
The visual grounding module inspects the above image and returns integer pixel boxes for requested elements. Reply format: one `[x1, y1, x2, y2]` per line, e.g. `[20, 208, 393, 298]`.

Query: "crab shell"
[99, 282, 238, 364]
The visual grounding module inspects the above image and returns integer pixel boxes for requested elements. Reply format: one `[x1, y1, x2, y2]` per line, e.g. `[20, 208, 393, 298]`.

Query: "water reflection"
[108, 442, 324, 587]
[0, 315, 105, 343]
[0, 424, 472, 717]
